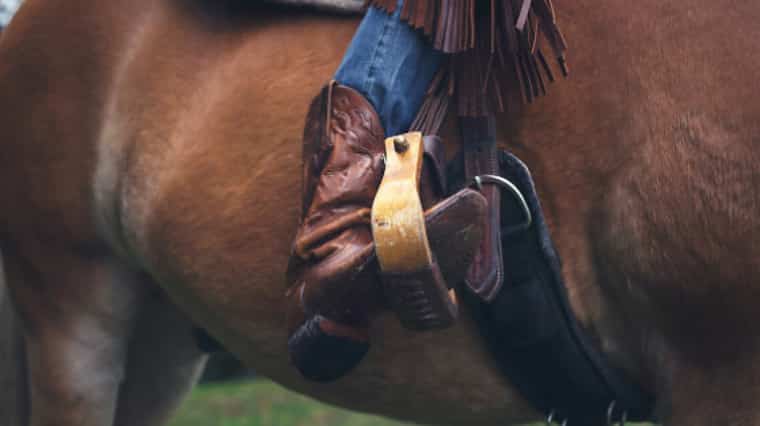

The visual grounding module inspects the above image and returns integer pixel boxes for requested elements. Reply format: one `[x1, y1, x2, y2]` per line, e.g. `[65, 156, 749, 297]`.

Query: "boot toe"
[288, 315, 370, 382]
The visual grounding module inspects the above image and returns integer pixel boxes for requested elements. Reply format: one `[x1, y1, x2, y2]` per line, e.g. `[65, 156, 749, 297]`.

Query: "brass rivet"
[393, 136, 409, 153]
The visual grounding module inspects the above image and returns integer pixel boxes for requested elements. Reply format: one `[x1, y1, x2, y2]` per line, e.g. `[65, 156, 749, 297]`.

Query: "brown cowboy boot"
[286, 82, 487, 382]
[286, 81, 387, 382]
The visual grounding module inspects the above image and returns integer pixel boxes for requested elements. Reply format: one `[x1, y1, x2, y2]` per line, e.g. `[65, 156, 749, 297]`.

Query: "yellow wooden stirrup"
[372, 132, 432, 273]
[371, 132, 457, 330]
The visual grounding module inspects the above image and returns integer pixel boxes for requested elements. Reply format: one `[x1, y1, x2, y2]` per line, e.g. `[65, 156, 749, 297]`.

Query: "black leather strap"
[452, 151, 655, 425]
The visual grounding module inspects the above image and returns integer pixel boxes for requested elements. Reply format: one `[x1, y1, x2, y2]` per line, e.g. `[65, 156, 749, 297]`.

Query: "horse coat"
[3, 1, 760, 425]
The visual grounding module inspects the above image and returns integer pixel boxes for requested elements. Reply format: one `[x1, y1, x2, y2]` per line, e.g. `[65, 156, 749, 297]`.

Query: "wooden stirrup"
[371, 132, 457, 330]
[372, 132, 431, 273]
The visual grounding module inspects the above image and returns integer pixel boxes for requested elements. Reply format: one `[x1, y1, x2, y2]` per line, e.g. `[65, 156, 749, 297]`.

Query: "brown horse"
[2, 0, 760, 425]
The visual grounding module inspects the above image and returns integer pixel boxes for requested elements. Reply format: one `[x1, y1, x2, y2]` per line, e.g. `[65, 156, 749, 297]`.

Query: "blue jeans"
[334, 0, 441, 136]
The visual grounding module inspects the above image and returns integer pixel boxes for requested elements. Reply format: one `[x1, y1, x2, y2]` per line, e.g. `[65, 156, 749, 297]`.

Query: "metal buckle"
[546, 410, 568, 426]
[546, 411, 555, 425]
[472, 174, 533, 235]
[607, 401, 628, 426]
[547, 400, 631, 426]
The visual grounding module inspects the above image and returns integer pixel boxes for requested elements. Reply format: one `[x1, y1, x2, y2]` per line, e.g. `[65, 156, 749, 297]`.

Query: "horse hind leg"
[113, 292, 208, 426]
[2, 239, 145, 426]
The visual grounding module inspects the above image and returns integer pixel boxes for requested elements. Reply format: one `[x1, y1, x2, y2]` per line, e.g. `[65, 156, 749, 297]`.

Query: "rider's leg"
[287, 0, 442, 381]
[334, 0, 442, 136]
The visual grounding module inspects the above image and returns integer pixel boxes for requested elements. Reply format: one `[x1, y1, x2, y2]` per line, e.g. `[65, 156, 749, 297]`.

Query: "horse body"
[1, 0, 760, 425]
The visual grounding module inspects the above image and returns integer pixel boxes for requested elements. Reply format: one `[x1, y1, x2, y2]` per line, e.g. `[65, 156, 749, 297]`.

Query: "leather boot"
[286, 81, 386, 382]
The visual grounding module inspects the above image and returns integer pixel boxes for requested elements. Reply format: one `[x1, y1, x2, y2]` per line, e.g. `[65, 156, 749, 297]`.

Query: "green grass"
[168, 379, 412, 426]
[169, 379, 653, 426]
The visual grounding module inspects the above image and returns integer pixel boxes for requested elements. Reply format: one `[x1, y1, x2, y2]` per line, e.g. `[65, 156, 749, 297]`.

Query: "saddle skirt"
[264, 0, 364, 14]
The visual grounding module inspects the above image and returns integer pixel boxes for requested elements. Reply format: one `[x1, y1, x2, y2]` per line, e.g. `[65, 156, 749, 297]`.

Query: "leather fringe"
[368, 0, 568, 135]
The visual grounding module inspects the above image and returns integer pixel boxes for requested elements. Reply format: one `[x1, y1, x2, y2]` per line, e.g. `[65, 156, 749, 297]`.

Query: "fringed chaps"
[366, 0, 568, 134]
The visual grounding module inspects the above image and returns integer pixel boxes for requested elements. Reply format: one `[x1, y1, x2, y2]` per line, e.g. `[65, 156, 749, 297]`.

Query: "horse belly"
[592, 111, 760, 418]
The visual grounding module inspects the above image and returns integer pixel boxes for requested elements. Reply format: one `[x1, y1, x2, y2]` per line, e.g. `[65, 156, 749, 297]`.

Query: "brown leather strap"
[419, 135, 447, 207]
[423, 135, 447, 195]
[462, 115, 504, 302]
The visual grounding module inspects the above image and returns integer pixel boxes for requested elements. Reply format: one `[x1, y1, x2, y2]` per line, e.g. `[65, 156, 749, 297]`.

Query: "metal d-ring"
[472, 174, 533, 235]
[546, 411, 569, 426]
[607, 401, 617, 426]
[607, 401, 628, 426]
[546, 411, 556, 425]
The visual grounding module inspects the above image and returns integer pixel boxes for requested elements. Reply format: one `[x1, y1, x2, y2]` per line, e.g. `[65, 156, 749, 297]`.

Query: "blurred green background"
[167, 354, 652, 426]
[168, 377, 653, 426]
[168, 379, 412, 426]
